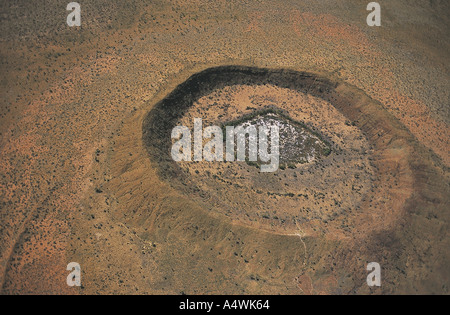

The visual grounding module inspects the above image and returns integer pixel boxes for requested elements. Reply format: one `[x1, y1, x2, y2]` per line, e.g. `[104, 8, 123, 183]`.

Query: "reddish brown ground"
[0, 0, 448, 294]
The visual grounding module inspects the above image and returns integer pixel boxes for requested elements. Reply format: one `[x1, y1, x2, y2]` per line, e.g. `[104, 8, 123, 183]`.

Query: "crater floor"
[229, 110, 332, 166]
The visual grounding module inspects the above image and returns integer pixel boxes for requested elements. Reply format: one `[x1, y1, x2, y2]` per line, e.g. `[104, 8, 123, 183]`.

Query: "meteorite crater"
[143, 66, 375, 234]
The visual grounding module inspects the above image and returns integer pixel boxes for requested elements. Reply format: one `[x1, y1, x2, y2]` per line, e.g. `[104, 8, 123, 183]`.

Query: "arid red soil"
[0, 0, 448, 294]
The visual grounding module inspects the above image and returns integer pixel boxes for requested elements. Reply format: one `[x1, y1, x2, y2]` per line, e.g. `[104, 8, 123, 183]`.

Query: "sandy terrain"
[0, 0, 448, 294]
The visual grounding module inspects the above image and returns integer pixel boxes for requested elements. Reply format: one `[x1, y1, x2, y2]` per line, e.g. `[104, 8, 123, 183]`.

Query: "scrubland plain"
[0, 0, 448, 294]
